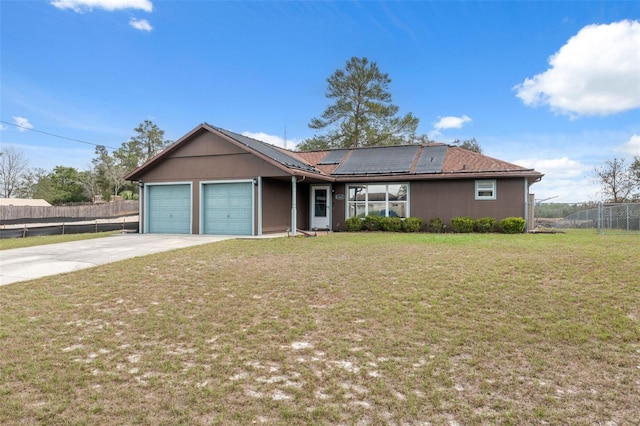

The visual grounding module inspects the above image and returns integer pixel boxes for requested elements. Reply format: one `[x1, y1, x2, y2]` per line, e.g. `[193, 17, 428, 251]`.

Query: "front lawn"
[0, 231, 119, 250]
[0, 232, 638, 424]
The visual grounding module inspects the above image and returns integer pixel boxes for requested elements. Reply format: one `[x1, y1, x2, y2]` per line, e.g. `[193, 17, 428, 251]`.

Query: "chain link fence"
[555, 203, 640, 234]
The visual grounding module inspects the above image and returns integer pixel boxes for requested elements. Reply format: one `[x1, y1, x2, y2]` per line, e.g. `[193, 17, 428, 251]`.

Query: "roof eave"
[332, 170, 543, 182]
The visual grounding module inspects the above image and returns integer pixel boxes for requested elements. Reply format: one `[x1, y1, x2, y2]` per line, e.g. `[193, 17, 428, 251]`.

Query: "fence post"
[597, 203, 601, 234]
[627, 204, 630, 231]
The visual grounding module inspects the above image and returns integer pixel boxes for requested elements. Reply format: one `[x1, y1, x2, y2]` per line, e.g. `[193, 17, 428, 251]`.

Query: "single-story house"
[125, 123, 543, 235]
[0, 198, 52, 207]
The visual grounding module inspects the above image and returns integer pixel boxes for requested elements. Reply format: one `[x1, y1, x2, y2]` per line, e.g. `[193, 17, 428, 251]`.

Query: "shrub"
[403, 217, 423, 233]
[362, 215, 383, 231]
[500, 217, 526, 234]
[381, 217, 403, 232]
[451, 216, 475, 233]
[345, 217, 363, 232]
[475, 217, 497, 233]
[428, 217, 445, 233]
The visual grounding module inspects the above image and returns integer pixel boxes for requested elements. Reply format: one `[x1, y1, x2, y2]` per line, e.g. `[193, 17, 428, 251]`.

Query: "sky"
[1, 0, 639, 203]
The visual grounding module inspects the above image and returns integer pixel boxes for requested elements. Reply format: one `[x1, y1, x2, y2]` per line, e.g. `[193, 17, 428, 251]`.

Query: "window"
[347, 183, 408, 218]
[475, 180, 496, 200]
[314, 189, 327, 217]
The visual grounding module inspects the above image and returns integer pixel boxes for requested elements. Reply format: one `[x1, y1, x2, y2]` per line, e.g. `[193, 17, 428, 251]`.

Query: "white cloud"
[129, 18, 153, 32]
[513, 156, 587, 179]
[50, 0, 153, 13]
[514, 20, 640, 117]
[616, 134, 640, 156]
[433, 115, 472, 131]
[513, 156, 598, 202]
[242, 131, 301, 150]
[13, 116, 34, 131]
[0, 123, 7, 131]
[532, 178, 601, 204]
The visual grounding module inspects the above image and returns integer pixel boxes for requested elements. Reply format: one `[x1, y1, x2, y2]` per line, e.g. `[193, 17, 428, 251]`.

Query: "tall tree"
[0, 146, 29, 198]
[15, 167, 49, 199]
[299, 57, 419, 150]
[593, 158, 636, 203]
[129, 120, 171, 164]
[93, 145, 127, 199]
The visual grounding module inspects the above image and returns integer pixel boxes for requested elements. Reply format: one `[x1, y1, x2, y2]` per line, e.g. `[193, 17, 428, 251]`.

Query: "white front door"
[310, 185, 331, 230]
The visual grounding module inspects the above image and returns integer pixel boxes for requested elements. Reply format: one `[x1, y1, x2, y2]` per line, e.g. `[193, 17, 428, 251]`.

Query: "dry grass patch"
[1, 231, 639, 424]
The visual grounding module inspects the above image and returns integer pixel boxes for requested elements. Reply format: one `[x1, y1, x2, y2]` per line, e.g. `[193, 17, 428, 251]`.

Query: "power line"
[0, 119, 119, 150]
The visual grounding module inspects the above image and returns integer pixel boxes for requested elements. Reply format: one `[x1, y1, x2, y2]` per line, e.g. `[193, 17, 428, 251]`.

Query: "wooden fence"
[0, 200, 139, 223]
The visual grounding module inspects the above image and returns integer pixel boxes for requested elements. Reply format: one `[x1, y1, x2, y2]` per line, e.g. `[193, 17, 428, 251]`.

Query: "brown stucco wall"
[329, 178, 527, 231]
[263, 179, 293, 233]
[410, 178, 526, 225]
[331, 183, 347, 231]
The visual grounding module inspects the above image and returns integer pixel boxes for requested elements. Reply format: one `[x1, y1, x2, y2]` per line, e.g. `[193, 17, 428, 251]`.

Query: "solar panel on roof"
[333, 145, 419, 175]
[317, 149, 349, 165]
[414, 145, 447, 173]
[213, 127, 318, 173]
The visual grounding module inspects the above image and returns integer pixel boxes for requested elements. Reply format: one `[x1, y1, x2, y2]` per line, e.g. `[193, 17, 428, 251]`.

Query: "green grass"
[0, 231, 119, 250]
[0, 231, 638, 424]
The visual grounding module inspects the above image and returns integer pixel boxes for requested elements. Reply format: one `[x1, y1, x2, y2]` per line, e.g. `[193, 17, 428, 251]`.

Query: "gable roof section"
[125, 123, 542, 182]
[210, 125, 319, 173]
[125, 123, 326, 181]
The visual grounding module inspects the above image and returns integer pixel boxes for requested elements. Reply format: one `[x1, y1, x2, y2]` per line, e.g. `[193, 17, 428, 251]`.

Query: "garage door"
[202, 182, 253, 235]
[147, 184, 191, 234]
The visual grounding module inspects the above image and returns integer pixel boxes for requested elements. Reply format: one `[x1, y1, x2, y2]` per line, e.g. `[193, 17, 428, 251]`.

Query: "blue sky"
[1, 0, 639, 203]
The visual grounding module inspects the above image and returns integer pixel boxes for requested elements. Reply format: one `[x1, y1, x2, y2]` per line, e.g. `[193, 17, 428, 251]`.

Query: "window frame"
[346, 183, 410, 218]
[475, 179, 497, 200]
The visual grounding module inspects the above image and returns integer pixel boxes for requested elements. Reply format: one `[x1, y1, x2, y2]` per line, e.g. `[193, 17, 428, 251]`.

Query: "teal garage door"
[147, 184, 191, 234]
[202, 182, 253, 235]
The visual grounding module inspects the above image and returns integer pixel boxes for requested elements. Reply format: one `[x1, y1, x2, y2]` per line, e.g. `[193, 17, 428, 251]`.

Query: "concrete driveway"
[0, 233, 263, 286]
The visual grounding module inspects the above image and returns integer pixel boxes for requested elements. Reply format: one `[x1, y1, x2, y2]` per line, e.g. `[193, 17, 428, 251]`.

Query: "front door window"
[314, 189, 327, 217]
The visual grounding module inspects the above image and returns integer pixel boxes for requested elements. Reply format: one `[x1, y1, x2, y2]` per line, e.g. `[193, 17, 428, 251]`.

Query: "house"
[0, 198, 52, 207]
[124, 123, 543, 235]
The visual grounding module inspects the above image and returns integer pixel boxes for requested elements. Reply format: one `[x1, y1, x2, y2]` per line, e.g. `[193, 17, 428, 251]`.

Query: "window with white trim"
[475, 180, 496, 200]
[347, 183, 408, 218]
